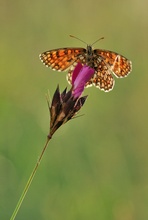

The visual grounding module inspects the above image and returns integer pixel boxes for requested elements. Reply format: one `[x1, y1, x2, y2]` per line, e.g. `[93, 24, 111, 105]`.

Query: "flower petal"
[72, 64, 94, 98]
[72, 62, 83, 85]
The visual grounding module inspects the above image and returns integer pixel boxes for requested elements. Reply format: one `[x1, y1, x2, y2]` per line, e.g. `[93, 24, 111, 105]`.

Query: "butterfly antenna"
[69, 35, 87, 45]
[91, 37, 104, 46]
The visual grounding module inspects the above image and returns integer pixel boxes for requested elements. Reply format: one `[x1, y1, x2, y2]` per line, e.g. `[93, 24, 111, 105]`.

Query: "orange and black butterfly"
[39, 36, 132, 92]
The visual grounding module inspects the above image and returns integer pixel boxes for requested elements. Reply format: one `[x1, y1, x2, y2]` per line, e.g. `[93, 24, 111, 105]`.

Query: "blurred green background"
[0, 0, 148, 219]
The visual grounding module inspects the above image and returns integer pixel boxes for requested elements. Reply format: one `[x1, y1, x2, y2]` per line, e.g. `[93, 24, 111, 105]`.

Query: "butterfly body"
[39, 45, 132, 92]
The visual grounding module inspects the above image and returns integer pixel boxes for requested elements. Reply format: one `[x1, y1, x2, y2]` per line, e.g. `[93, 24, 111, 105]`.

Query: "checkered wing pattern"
[39, 48, 86, 71]
[67, 59, 115, 92]
[95, 49, 132, 78]
[40, 46, 132, 92]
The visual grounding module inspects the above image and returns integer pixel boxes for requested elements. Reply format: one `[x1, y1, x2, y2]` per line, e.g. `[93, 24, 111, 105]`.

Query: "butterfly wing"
[92, 59, 115, 92]
[94, 49, 132, 78]
[66, 49, 115, 92]
[67, 59, 115, 92]
[40, 46, 132, 92]
[39, 48, 86, 71]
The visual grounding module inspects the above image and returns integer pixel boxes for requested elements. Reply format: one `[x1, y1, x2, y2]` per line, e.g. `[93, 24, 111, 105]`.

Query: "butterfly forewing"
[95, 49, 132, 78]
[39, 48, 86, 71]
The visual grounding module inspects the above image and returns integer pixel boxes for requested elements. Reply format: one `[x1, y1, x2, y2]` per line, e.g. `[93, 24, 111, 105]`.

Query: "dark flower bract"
[48, 63, 95, 137]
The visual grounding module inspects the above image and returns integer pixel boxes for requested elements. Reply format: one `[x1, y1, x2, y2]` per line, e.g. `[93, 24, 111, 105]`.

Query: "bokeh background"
[0, 0, 148, 219]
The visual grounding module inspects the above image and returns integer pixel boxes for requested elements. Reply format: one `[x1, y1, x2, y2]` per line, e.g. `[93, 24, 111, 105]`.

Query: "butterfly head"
[86, 45, 93, 56]
[70, 35, 104, 56]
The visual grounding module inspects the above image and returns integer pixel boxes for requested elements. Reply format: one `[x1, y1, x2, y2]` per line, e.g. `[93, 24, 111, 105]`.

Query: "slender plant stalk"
[10, 80, 87, 219]
[10, 135, 52, 220]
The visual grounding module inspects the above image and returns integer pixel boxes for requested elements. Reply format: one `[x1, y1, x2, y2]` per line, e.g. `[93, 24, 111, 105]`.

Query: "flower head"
[48, 63, 95, 137]
[72, 62, 94, 98]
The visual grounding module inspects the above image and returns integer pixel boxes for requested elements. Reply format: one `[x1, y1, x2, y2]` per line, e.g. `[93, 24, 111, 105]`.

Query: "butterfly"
[39, 36, 132, 92]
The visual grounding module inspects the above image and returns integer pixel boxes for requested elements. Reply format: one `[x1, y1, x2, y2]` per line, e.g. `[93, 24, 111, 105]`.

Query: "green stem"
[10, 135, 52, 220]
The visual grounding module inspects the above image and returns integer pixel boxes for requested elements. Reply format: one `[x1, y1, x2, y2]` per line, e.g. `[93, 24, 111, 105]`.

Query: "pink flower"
[48, 63, 94, 137]
[72, 63, 95, 98]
